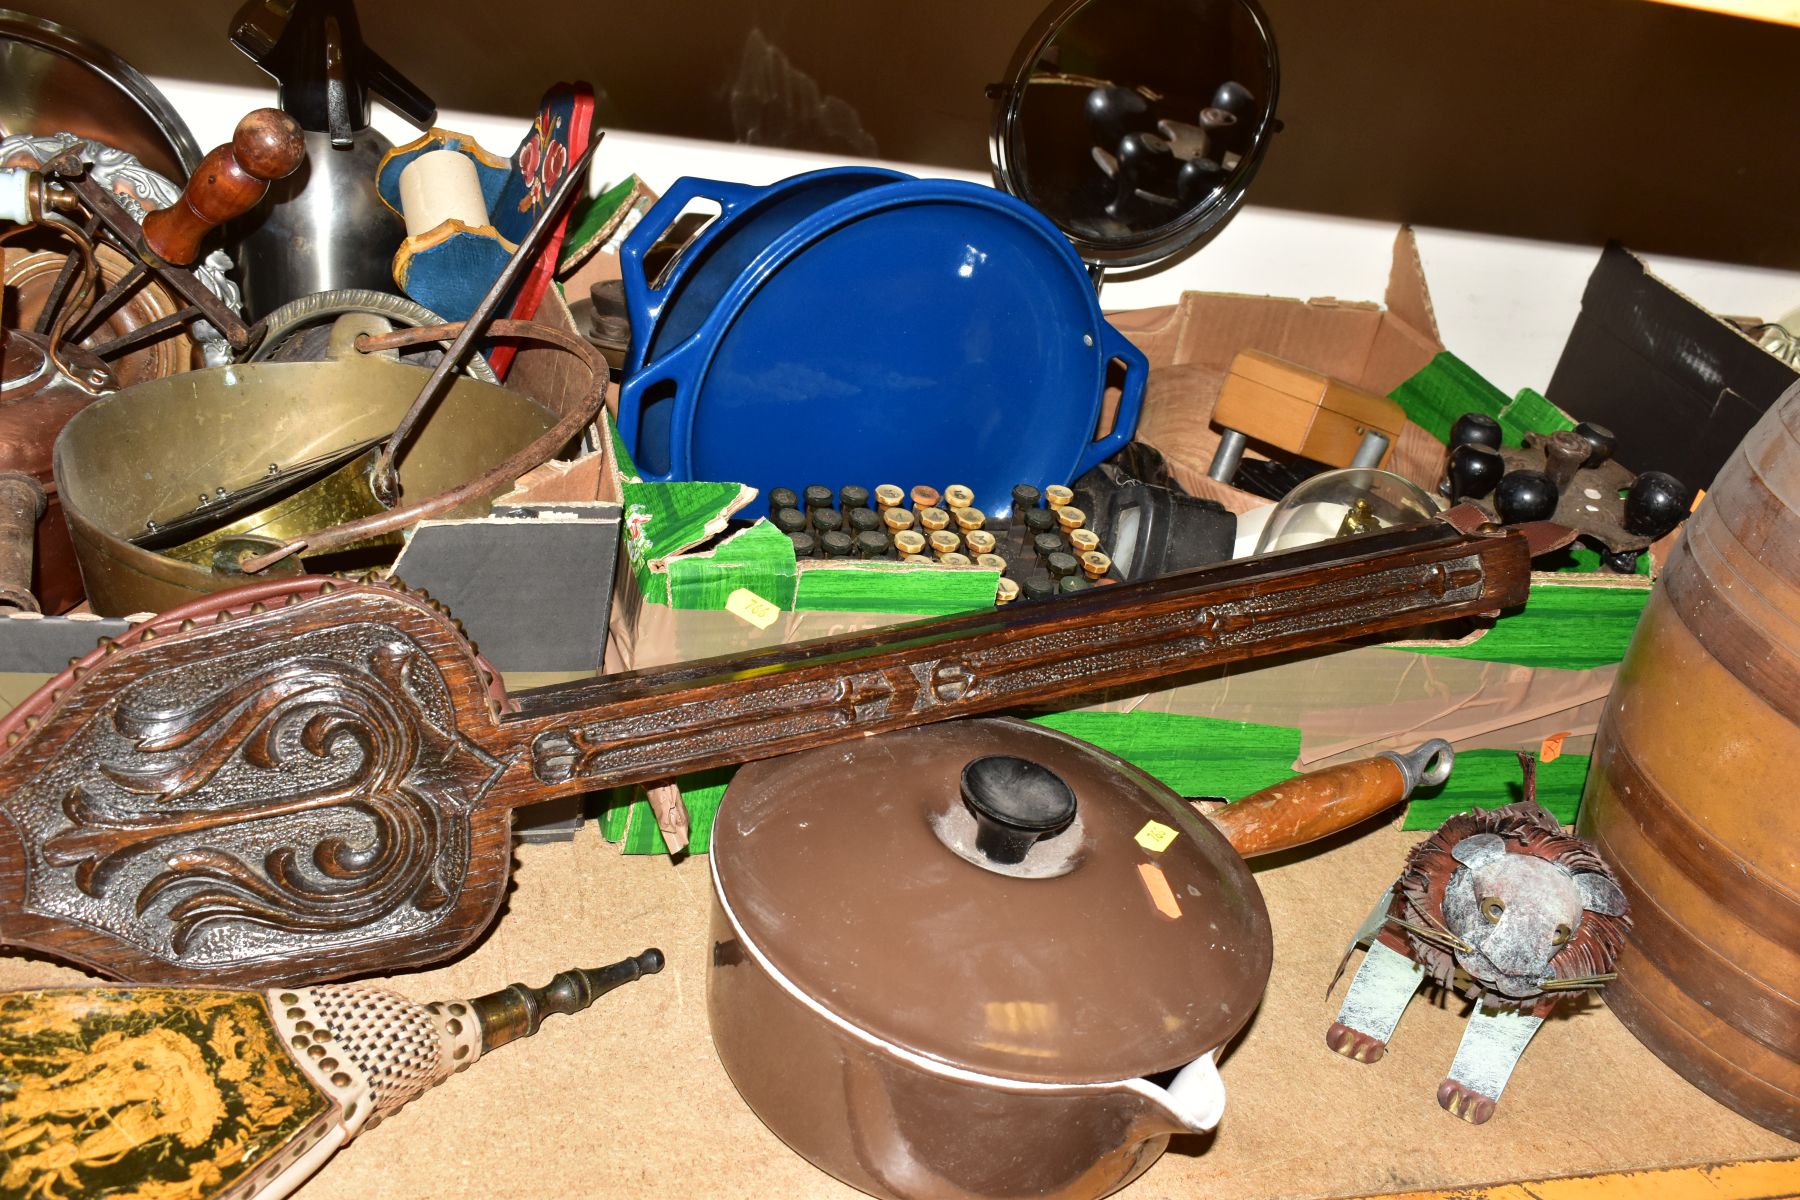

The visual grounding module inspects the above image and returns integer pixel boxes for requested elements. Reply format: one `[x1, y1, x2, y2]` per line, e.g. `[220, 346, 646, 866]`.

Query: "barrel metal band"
[1588, 733, 1800, 956]
[1663, 528, 1800, 728]
[1590, 824, 1800, 1062]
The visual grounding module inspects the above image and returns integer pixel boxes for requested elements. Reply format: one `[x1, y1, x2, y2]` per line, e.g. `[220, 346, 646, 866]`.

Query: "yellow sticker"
[1134, 820, 1179, 853]
[725, 588, 781, 630]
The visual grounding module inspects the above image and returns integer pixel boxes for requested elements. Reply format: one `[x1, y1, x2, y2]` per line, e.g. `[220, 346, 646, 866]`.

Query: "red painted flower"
[518, 111, 566, 213]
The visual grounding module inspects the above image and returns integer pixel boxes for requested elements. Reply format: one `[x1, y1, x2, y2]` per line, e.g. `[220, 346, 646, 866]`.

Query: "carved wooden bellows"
[0, 521, 1530, 986]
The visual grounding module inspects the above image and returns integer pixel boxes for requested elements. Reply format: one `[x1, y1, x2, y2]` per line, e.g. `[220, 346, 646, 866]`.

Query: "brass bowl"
[55, 316, 597, 615]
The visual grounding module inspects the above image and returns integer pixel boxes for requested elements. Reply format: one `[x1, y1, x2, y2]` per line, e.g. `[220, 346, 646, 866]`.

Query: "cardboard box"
[1109, 228, 1451, 513]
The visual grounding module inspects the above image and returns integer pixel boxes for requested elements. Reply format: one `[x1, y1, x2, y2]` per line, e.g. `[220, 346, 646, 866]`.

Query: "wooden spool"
[1579, 383, 1800, 1139]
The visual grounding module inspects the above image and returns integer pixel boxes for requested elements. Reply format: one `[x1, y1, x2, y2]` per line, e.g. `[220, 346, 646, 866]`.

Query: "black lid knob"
[1494, 469, 1558, 524]
[847, 507, 882, 534]
[1450, 412, 1504, 451]
[1624, 471, 1691, 539]
[1447, 444, 1504, 501]
[1033, 532, 1065, 560]
[774, 507, 809, 535]
[1012, 483, 1042, 511]
[769, 487, 800, 516]
[960, 755, 1077, 865]
[1060, 576, 1093, 593]
[803, 484, 835, 510]
[855, 530, 890, 558]
[1211, 80, 1256, 119]
[1022, 574, 1054, 600]
[812, 509, 844, 535]
[1046, 551, 1079, 579]
[820, 530, 854, 557]
[788, 531, 816, 558]
[840, 485, 871, 511]
[1025, 507, 1057, 534]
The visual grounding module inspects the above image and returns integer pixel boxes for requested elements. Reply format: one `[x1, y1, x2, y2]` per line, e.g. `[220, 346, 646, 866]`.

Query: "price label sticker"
[1539, 731, 1571, 764]
[1134, 820, 1179, 853]
[725, 588, 781, 630]
[1137, 863, 1182, 919]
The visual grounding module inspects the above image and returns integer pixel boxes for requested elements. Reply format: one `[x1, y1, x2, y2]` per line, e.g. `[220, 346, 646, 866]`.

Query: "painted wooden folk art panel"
[0, 989, 328, 1199]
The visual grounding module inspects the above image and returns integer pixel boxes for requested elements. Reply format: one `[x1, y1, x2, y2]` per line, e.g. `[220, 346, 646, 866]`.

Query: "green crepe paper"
[795, 562, 1000, 615]
[558, 174, 647, 270]
[1504, 386, 1577, 439]
[665, 521, 799, 610]
[1389, 353, 1575, 447]
[598, 712, 1591, 854]
[1401, 749, 1588, 830]
[1029, 711, 1301, 799]
[1402, 581, 1649, 670]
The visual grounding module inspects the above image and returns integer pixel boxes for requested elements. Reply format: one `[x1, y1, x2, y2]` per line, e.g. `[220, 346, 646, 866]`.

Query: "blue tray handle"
[620, 176, 763, 372]
[1073, 325, 1151, 479]
[615, 331, 708, 482]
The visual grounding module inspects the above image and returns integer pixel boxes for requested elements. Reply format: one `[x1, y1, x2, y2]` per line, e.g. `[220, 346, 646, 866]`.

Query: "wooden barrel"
[1580, 385, 1800, 1139]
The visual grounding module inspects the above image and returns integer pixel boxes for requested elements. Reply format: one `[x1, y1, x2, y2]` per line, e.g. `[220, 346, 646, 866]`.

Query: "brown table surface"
[2, 816, 1792, 1200]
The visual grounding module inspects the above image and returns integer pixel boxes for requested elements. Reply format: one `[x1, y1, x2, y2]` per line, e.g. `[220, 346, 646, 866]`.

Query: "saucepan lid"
[712, 718, 1272, 1084]
[989, 0, 1280, 271]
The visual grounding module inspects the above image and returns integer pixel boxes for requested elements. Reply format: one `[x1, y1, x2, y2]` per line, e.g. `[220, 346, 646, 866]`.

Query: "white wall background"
[160, 78, 1800, 398]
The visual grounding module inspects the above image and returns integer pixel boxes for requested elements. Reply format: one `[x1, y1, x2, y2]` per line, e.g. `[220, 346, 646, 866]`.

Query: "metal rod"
[29, 216, 97, 336]
[1208, 428, 1247, 482]
[470, 949, 665, 1053]
[65, 260, 148, 344]
[368, 132, 604, 501]
[1351, 430, 1391, 470]
[86, 307, 205, 360]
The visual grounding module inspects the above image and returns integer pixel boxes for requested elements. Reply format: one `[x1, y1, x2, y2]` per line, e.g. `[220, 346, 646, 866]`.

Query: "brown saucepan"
[707, 718, 1451, 1200]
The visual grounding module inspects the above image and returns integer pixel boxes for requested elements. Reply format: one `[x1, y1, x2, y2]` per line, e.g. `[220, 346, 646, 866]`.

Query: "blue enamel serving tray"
[618, 168, 1146, 516]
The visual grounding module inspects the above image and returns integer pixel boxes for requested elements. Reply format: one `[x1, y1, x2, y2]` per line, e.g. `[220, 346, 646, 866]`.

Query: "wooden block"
[1214, 350, 1408, 468]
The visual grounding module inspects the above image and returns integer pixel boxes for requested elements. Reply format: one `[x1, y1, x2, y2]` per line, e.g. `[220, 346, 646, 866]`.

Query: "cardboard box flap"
[1382, 225, 1440, 345]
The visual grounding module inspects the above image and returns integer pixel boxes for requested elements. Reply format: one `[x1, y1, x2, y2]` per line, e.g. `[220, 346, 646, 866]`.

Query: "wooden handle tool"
[0, 520, 1527, 986]
[142, 108, 305, 265]
[0, 949, 663, 1200]
[1210, 740, 1454, 859]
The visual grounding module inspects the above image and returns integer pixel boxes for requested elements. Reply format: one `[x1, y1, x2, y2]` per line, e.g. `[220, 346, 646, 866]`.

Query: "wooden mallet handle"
[142, 108, 304, 265]
[1210, 740, 1454, 860]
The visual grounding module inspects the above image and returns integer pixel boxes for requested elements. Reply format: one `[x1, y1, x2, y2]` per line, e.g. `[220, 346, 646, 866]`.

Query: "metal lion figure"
[1325, 755, 1630, 1124]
